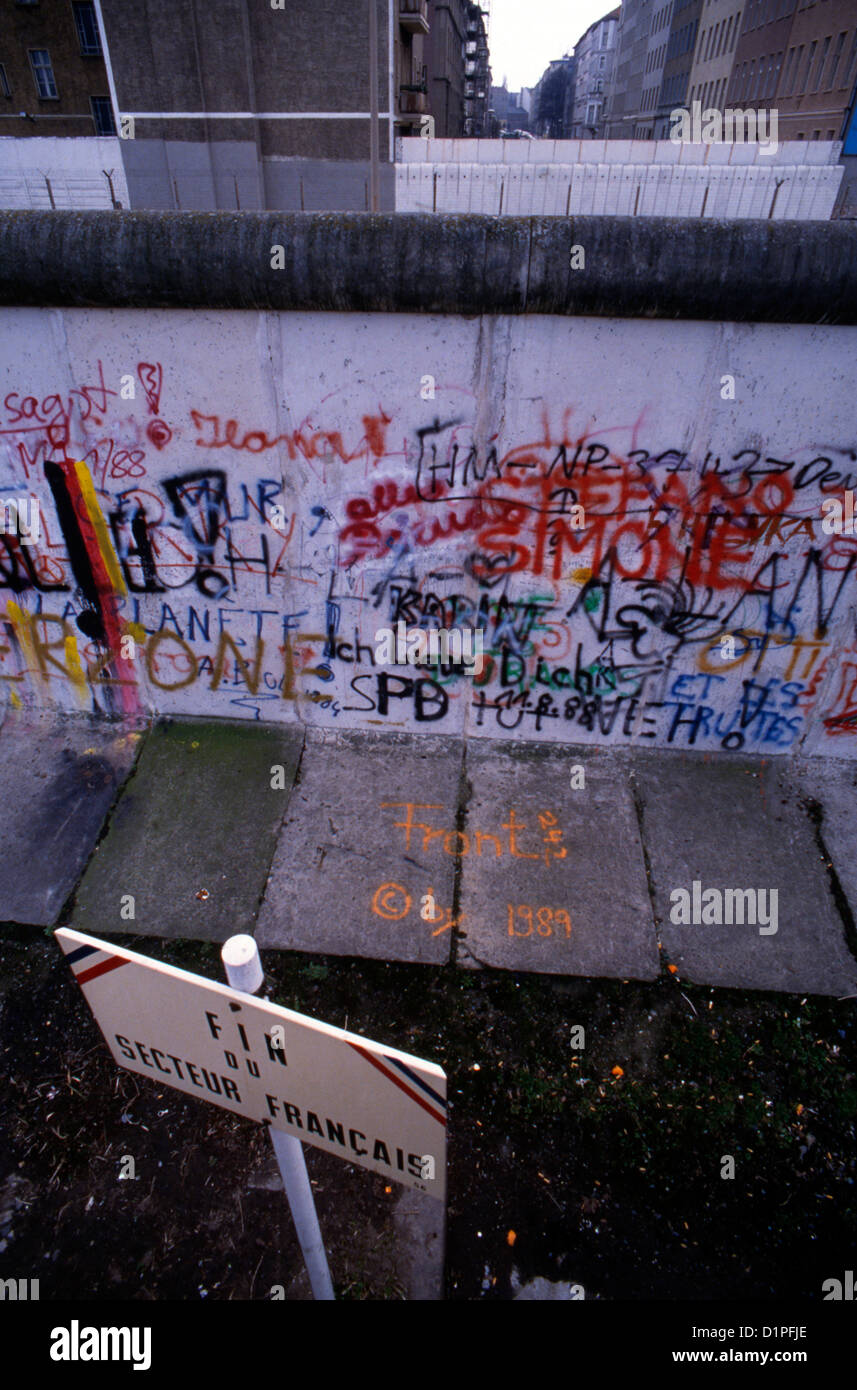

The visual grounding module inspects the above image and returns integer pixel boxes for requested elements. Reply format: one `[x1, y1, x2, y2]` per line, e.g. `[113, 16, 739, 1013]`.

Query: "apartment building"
[0, 0, 113, 138]
[570, 7, 620, 139]
[654, 0, 704, 136]
[725, 0, 799, 117]
[639, 0, 675, 136]
[463, 3, 491, 136]
[686, 0, 747, 110]
[605, 0, 655, 137]
[96, 0, 453, 210]
[771, 0, 857, 141]
[422, 2, 490, 138]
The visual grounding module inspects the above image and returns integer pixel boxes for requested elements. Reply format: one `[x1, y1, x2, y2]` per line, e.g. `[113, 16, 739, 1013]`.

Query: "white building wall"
[0, 138, 130, 210]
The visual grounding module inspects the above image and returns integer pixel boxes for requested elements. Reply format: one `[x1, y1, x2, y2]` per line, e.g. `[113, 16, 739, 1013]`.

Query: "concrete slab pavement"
[633, 753, 857, 997]
[256, 729, 461, 964]
[456, 742, 659, 980]
[0, 710, 139, 927]
[2, 708, 854, 996]
[785, 758, 857, 939]
[71, 718, 303, 941]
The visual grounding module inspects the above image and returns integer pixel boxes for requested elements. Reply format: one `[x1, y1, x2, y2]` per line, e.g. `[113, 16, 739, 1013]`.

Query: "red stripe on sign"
[347, 1042, 446, 1127]
[76, 956, 129, 986]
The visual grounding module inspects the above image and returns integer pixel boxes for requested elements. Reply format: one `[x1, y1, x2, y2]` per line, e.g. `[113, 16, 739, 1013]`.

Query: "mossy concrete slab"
[457, 743, 658, 979]
[72, 718, 303, 941]
[255, 730, 461, 963]
[0, 710, 139, 927]
[633, 753, 857, 996]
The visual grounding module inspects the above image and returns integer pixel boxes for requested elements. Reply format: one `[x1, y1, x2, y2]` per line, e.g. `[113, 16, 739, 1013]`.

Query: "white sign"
[56, 929, 446, 1200]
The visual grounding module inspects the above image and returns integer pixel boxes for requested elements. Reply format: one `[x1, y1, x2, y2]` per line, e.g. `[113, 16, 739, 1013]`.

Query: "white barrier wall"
[0, 139, 130, 210]
[2, 305, 857, 757]
[396, 138, 844, 219]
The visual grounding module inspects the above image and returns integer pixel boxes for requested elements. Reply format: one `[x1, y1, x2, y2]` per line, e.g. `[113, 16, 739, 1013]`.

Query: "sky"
[487, 0, 615, 93]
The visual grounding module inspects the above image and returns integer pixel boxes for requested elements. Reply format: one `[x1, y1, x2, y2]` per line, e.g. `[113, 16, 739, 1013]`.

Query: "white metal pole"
[221, 934, 335, 1301]
[388, 0, 395, 163]
[92, 0, 122, 138]
[369, 0, 380, 211]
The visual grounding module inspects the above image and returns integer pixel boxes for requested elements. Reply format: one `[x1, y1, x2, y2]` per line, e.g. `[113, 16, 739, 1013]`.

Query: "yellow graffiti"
[73, 459, 127, 597]
[63, 633, 88, 697]
[697, 630, 829, 680]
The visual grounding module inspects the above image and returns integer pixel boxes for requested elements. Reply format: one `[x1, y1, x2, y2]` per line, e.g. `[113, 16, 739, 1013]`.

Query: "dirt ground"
[1, 925, 855, 1300]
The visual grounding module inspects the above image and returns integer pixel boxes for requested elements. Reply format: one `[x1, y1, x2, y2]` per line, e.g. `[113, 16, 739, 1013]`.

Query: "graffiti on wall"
[2, 353, 856, 751]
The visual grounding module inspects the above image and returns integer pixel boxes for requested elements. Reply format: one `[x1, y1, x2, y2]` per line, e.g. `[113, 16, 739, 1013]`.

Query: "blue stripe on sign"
[387, 1056, 447, 1112]
[64, 944, 99, 965]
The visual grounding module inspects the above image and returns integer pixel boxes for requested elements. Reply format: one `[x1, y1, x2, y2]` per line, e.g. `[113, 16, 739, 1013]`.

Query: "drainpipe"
[388, 0, 395, 163]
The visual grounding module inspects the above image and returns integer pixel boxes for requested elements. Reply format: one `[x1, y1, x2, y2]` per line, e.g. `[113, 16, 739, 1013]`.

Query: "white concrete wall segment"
[0, 137, 130, 210]
[395, 139, 844, 219]
[1, 308, 856, 757]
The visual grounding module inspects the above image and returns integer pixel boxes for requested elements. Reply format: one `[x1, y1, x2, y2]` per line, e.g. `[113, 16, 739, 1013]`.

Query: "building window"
[846, 30, 857, 86]
[0, 65, 9, 98]
[73, 3, 102, 57]
[812, 36, 830, 93]
[29, 50, 57, 99]
[802, 41, 817, 92]
[827, 33, 845, 88]
[90, 95, 115, 134]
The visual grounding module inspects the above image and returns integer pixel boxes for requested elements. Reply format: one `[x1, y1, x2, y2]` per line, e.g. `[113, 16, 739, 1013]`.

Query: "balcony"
[399, 85, 429, 116]
[399, 0, 429, 33]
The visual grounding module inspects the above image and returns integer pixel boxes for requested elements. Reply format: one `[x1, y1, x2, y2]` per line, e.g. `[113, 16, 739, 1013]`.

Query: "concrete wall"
[396, 137, 844, 219]
[119, 139, 396, 212]
[0, 138, 130, 210]
[2, 210, 857, 758]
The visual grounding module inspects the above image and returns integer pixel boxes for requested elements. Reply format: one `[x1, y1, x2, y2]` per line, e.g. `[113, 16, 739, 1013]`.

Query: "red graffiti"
[822, 653, 857, 737]
[190, 409, 393, 464]
[137, 362, 163, 415]
[146, 418, 172, 450]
